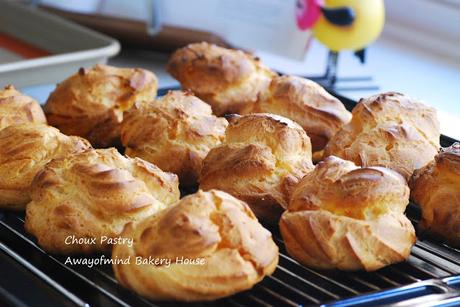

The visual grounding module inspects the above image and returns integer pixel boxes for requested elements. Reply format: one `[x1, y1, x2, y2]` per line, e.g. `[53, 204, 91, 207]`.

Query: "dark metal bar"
[382, 266, 420, 283]
[265, 275, 320, 304]
[405, 255, 450, 278]
[252, 284, 299, 307]
[278, 254, 359, 296]
[411, 246, 460, 275]
[0, 242, 86, 307]
[372, 273, 401, 287]
[416, 240, 460, 266]
[274, 266, 339, 300]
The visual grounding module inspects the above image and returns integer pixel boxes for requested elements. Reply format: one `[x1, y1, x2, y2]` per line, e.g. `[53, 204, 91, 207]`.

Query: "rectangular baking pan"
[0, 87, 458, 307]
[0, 1, 120, 88]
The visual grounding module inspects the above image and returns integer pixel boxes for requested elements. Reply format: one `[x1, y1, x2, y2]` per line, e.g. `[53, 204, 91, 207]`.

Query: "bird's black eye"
[321, 6, 355, 26]
[296, 0, 305, 10]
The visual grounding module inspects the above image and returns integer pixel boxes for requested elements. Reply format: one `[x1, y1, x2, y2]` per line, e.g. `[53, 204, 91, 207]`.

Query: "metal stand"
[308, 51, 379, 91]
[324, 51, 339, 88]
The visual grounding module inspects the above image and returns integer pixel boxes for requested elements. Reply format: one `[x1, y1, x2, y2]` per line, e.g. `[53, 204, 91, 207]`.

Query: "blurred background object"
[38, 0, 229, 52]
[0, 0, 119, 87]
[1, 0, 459, 139]
[296, 0, 385, 88]
[39, 0, 312, 58]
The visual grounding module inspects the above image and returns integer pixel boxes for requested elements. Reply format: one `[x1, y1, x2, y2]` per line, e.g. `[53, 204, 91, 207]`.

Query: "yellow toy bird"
[296, 0, 385, 86]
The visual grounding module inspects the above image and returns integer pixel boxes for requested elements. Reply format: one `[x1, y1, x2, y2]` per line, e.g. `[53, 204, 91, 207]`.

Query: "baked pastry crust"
[200, 113, 313, 223]
[241, 75, 351, 151]
[410, 143, 460, 247]
[121, 90, 228, 186]
[25, 148, 179, 254]
[324, 92, 440, 180]
[112, 189, 278, 301]
[167, 42, 276, 116]
[0, 85, 47, 130]
[0, 123, 91, 210]
[280, 156, 415, 271]
[44, 65, 158, 147]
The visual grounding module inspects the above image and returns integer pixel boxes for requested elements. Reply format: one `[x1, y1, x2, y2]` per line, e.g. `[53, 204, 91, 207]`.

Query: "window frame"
[382, 0, 460, 62]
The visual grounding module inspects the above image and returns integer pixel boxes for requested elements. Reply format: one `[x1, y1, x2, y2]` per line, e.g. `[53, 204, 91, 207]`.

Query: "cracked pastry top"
[121, 90, 228, 187]
[25, 148, 180, 254]
[167, 42, 276, 116]
[410, 142, 460, 247]
[112, 189, 278, 301]
[280, 156, 415, 271]
[0, 123, 91, 210]
[200, 113, 314, 224]
[0, 85, 47, 130]
[44, 64, 158, 148]
[323, 92, 440, 181]
[241, 75, 352, 152]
